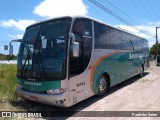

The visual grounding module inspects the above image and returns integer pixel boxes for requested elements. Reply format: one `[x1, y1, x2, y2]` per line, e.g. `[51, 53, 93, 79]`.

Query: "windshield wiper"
[36, 52, 46, 79]
[20, 48, 30, 76]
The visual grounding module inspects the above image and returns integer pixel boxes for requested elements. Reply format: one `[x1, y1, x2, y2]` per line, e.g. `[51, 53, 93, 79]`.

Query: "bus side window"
[143, 40, 149, 50]
[110, 29, 123, 49]
[94, 22, 113, 49]
[122, 32, 133, 50]
[130, 35, 138, 50]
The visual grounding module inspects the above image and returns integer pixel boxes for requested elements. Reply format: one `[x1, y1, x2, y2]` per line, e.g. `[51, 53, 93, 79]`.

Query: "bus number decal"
[77, 82, 85, 87]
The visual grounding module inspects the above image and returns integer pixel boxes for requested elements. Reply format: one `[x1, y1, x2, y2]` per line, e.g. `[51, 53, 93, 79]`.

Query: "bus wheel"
[98, 75, 107, 96]
[139, 65, 144, 77]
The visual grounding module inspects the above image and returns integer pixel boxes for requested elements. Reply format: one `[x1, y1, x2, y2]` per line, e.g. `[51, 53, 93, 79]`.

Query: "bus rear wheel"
[98, 75, 108, 96]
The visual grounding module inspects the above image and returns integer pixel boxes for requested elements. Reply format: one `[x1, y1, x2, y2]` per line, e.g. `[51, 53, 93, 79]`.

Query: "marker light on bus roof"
[46, 88, 66, 94]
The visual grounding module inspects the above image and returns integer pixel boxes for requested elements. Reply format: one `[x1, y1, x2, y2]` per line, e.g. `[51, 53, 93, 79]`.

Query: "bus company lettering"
[24, 81, 42, 86]
[129, 53, 146, 59]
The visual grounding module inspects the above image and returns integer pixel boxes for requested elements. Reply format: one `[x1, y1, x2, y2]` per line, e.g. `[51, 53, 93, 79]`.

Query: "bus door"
[68, 18, 93, 104]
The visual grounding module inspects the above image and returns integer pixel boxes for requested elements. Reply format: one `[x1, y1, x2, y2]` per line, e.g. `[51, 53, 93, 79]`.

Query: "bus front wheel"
[98, 75, 108, 96]
[139, 65, 144, 77]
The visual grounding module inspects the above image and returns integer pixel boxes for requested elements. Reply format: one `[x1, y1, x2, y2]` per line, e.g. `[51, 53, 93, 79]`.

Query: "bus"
[14, 16, 149, 107]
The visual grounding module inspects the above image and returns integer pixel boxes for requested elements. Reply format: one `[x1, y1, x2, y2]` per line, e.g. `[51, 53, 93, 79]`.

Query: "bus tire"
[98, 75, 108, 96]
[139, 65, 144, 77]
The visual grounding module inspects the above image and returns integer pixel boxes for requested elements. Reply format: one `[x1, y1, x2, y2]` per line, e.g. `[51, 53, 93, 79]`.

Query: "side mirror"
[4, 45, 8, 50]
[69, 33, 80, 57]
[72, 42, 80, 57]
[9, 39, 21, 55]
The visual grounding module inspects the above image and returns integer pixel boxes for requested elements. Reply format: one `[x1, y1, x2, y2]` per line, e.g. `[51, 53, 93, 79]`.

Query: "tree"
[150, 43, 160, 55]
[0, 53, 17, 60]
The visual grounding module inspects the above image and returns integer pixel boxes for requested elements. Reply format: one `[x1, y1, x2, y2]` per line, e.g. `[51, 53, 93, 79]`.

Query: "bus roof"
[27, 15, 147, 40]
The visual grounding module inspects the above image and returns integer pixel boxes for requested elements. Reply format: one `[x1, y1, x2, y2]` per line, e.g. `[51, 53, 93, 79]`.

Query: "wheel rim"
[99, 76, 107, 93]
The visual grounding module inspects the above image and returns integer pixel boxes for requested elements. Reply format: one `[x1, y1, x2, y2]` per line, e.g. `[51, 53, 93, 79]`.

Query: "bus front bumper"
[16, 87, 69, 107]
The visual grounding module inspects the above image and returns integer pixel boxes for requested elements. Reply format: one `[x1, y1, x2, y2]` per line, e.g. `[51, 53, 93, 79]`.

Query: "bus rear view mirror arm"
[9, 39, 22, 55]
[69, 32, 82, 42]
[69, 33, 75, 43]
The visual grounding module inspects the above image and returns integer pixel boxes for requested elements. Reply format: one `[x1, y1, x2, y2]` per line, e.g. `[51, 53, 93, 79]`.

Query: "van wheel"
[139, 65, 144, 77]
[98, 75, 107, 96]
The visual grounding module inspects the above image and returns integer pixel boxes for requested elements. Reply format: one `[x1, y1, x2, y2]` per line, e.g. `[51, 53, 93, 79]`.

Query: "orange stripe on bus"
[90, 51, 122, 93]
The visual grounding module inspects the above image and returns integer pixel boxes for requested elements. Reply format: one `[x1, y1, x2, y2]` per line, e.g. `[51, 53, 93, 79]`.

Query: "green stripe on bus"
[91, 51, 144, 94]
[17, 78, 61, 92]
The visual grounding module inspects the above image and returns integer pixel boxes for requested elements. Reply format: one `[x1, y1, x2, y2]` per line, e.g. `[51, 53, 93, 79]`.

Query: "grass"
[0, 64, 57, 111]
[0, 64, 18, 102]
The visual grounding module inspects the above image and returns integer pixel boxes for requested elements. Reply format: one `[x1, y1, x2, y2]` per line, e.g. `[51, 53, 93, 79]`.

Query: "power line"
[103, 0, 140, 24]
[145, 0, 160, 21]
[101, 0, 155, 36]
[89, 0, 137, 29]
[89, 0, 155, 38]
[130, 0, 151, 20]
[140, 0, 157, 21]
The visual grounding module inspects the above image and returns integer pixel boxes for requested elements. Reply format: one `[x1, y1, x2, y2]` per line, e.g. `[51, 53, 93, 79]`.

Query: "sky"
[0, 0, 160, 55]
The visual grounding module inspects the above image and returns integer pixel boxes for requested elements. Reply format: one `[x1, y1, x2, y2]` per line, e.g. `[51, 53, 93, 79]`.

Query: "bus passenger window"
[94, 22, 113, 49]
[122, 32, 133, 50]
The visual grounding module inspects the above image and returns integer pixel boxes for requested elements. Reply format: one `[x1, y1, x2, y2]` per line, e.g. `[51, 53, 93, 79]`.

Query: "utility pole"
[156, 26, 160, 56]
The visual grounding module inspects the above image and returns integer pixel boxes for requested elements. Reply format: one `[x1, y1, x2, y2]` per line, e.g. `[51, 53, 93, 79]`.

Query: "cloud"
[9, 34, 23, 39]
[0, 19, 36, 31]
[33, 0, 88, 18]
[115, 24, 154, 38]
[114, 24, 160, 47]
[147, 21, 160, 26]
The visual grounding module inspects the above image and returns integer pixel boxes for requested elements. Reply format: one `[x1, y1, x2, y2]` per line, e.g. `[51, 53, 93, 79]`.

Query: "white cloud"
[9, 34, 23, 39]
[0, 19, 36, 31]
[147, 21, 160, 26]
[114, 24, 160, 47]
[33, 0, 88, 18]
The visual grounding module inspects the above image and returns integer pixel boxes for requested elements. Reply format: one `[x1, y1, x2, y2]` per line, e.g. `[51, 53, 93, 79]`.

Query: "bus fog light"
[47, 88, 66, 94]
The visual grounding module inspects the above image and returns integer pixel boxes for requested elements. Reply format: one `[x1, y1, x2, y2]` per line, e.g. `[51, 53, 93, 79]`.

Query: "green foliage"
[150, 43, 160, 55]
[0, 53, 17, 60]
[0, 64, 18, 101]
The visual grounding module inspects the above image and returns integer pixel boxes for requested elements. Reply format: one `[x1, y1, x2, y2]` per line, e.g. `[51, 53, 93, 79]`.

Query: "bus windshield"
[17, 18, 71, 80]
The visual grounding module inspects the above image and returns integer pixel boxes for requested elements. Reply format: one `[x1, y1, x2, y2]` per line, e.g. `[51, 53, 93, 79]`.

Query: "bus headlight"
[46, 88, 66, 94]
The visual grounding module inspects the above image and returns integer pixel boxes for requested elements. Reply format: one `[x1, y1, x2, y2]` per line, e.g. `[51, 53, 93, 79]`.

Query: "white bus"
[15, 16, 149, 107]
